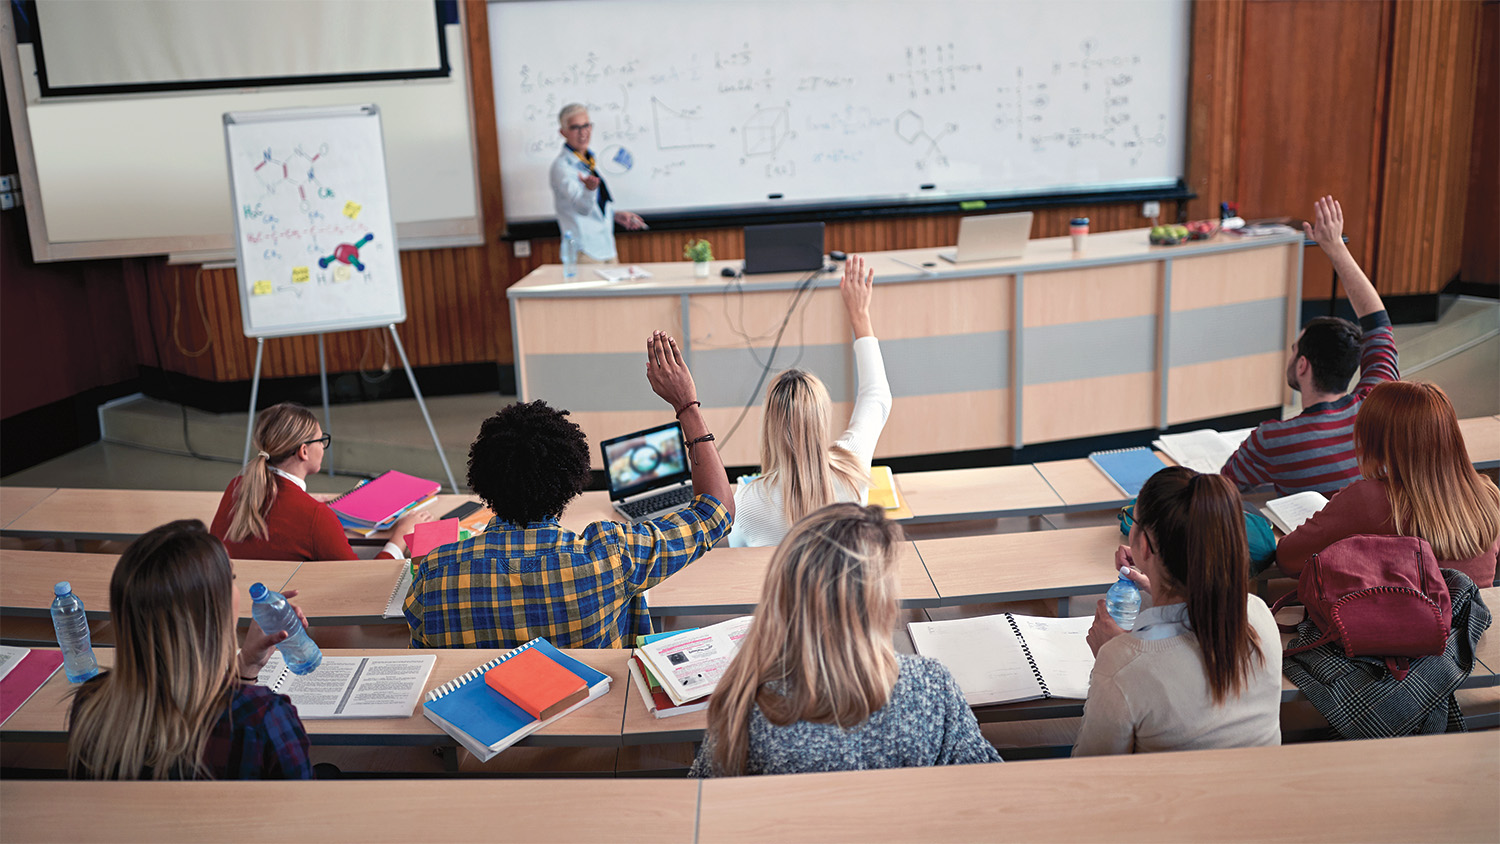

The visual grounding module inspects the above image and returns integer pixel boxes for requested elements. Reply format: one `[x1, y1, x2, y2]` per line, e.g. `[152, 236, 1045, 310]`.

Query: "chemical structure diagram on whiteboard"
[238, 144, 381, 300]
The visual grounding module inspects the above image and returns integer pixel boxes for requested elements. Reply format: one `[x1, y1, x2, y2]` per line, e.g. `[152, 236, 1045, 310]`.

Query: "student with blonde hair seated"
[209, 402, 431, 561]
[1074, 467, 1282, 755]
[68, 520, 313, 779]
[691, 503, 999, 776]
[1277, 380, 1500, 586]
[729, 255, 892, 547]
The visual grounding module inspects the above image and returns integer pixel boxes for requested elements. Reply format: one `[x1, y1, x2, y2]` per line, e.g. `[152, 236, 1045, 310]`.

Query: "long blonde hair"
[760, 369, 869, 526]
[706, 503, 903, 775]
[225, 403, 320, 542]
[1354, 381, 1500, 561]
[67, 520, 238, 780]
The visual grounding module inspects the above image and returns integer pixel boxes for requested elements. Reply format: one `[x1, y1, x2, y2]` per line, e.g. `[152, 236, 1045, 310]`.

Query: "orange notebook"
[484, 647, 587, 721]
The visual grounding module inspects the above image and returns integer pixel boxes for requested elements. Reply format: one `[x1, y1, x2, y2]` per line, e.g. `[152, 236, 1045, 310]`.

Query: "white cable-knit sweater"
[729, 336, 891, 547]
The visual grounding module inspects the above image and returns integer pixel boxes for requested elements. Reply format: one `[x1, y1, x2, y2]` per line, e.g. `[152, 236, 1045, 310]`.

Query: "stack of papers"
[636, 616, 752, 707]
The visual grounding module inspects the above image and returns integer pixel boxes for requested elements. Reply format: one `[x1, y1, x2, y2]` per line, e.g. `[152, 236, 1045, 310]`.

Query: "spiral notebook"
[256, 653, 435, 719]
[330, 470, 441, 528]
[1088, 447, 1169, 498]
[908, 613, 1094, 706]
[422, 639, 610, 762]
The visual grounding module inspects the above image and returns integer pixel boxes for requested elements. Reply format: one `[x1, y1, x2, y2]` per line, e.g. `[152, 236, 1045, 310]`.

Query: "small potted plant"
[684, 238, 713, 278]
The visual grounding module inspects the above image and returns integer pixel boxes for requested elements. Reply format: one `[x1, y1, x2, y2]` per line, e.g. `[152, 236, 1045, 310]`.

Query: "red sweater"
[1276, 478, 1499, 587]
[210, 475, 393, 562]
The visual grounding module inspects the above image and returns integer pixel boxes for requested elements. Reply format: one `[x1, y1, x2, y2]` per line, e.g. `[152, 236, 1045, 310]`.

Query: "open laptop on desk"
[938, 211, 1034, 263]
[742, 222, 825, 274]
[601, 422, 694, 522]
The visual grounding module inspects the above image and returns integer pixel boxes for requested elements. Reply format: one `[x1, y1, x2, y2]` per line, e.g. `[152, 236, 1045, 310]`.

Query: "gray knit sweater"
[688, 654, 1001, 777]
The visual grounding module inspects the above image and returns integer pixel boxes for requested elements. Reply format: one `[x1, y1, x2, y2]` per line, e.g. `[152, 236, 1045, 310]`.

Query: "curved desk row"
[5, 734, 1493, 843]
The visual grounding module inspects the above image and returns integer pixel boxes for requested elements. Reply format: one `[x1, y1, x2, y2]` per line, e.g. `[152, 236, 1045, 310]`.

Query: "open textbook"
[908, 613, 1094, 706]
[1261, 491, 1329, 535]
[637, 616, 752, 706]
[1152, 428, 1255, 475]
[256, 653, 435, 719]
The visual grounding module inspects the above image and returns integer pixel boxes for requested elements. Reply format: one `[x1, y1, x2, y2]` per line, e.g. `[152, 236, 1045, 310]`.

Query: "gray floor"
[5, 297, 1496, 494]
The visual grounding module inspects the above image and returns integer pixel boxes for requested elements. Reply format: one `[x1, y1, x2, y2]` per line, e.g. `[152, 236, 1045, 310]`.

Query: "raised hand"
[1302, 195, 1345, 253]
[839, 253, 875, 338]
[645, 331, 697, 412]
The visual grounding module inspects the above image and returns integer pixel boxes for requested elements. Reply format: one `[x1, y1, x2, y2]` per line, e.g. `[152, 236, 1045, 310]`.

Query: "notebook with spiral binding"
[421, 638, 610, 762]
[907, 613, 1094, 706]
[1088, 447, 1169, 498]
[256, 653, 435, 719]
[329, 470, 441, 528]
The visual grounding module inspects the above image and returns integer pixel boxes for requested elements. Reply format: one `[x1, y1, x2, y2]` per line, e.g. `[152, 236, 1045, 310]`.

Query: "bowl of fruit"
[1149, 224, 1190, 246]
[1186, 220, 1220, 240]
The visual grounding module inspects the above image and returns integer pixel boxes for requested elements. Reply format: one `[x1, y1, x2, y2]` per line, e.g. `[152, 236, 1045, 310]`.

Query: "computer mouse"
[720, 267, 738, 278]
[829, 250, 847, 261]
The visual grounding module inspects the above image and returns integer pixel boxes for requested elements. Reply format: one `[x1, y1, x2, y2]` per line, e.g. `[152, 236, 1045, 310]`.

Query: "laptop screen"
[743, 222, 825, 274]
[600, 421, 690, 500]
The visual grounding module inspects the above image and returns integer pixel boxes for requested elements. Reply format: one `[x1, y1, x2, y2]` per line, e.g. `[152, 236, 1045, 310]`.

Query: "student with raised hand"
[691, 503, 999, 776]
[67, 520, 313, 780]
[209, 402, 432, 561]
[1074, 467, 1282, 756]
[1277, 381, 1500, 586]
[729, 254, 892, 547]
[405, 332, 732, 649]
[1221, 195, 1399, 495]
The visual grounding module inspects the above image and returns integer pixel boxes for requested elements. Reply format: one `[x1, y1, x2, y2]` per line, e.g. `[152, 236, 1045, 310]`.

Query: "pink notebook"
[330, 470, 441, 526]
[404, 518, 460, 559]
[0, 649, 65, 726]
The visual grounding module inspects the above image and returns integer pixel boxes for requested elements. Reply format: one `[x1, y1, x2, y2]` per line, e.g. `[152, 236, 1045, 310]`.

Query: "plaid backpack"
[1270, 533, 1451, 681]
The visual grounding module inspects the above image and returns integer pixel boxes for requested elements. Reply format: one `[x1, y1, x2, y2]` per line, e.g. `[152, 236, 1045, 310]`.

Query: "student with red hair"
[1277, 381, 1500, 586]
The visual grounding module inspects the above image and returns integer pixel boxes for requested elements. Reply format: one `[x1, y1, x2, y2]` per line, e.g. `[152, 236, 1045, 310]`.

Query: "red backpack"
[1271, 534, 1451, 681]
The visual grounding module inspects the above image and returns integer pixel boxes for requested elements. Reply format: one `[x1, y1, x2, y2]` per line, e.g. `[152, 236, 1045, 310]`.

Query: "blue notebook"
[421, 638, 610, 762]
[1088, 447, 1169, 498]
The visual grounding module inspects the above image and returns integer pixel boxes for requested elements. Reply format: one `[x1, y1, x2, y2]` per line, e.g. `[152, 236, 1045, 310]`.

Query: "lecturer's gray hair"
[558, 103, 588, 127]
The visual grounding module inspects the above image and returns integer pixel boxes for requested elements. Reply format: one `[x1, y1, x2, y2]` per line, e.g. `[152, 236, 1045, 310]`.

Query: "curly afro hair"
[467, 401, 591, 525]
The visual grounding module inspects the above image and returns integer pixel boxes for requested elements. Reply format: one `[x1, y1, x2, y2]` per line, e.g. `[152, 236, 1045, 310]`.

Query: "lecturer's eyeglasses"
[565, 122, 593, 132]
[301, 433, 332, 449]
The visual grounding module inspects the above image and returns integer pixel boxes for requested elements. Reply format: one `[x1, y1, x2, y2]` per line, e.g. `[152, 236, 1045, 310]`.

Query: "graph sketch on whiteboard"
[651, 96, 715, 150]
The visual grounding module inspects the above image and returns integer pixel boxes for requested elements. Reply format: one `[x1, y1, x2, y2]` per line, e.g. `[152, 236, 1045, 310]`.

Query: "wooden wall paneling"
[1236, 0, 1388, 302]
[1460, 0, 1498, 287]
[1185, 0, 1243, 225]
[1377, 0, 1483, 297]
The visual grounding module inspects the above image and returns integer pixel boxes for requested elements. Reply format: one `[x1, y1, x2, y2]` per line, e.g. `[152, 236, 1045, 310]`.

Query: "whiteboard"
[489, 0, 1189, 223]
[224, 106, 405, 339]
[2, 17, 480, 261]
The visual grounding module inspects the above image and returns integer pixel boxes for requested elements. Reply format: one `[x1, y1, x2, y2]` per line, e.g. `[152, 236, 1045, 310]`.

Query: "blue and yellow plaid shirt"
[404, 493, 730, 649]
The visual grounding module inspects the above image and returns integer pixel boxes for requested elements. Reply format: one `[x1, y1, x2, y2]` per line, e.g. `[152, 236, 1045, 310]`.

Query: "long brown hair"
[1355, 380, 1500, 561]
[225, 403, 320, 542]
[706, 503, 903, 775]
[1133, 467, 1263, 705]
[760, 369, 868, 526]
[67, 520, 238, 780]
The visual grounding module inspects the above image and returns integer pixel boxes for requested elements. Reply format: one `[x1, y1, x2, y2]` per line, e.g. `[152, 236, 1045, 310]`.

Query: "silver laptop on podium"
[600, 422, 694, 522]
[938, 211, 1034, 263]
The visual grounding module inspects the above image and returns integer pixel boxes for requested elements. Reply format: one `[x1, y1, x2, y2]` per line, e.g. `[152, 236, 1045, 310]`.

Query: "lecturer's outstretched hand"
[839, 254, 875, 339]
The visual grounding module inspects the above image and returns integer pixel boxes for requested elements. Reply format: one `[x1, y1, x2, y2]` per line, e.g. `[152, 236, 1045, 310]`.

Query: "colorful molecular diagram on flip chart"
[226, 110, 405, 338]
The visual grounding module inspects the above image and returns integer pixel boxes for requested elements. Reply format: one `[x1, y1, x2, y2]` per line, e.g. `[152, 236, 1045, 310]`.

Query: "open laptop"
[743, 222, 826, 274]
[600, 421, 694, 522]
[938, 211, 1034, 263]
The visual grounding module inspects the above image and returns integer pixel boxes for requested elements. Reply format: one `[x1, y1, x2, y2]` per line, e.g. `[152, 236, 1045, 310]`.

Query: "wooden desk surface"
[0, 549, 300, 621]
[915, 525, 1122, 603]
[281, 558, 409, 625]
[1, 648, 631, 748]
[898, 464, 1064, 522]
[695, 733, 1499, 843]
[0, 486, 55, 529]
[1036, 456, 1147, 509]
[0, 779, 700, 844]
[1459, 415, 1500, 469]
[2, 488, 220, 540]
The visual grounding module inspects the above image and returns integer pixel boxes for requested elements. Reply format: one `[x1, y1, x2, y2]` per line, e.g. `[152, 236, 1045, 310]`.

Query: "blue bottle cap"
[54, 581, 71, 596]
[248, 582, 268, 601]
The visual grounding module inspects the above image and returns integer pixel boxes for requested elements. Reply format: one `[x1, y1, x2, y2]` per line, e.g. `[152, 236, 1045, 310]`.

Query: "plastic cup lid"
[54, 581, 71, 596]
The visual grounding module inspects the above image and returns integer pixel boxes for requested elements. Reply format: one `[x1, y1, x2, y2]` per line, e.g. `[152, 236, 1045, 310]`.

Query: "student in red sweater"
[1276, 381, 1500, 587]
[209, 403, 432, 561]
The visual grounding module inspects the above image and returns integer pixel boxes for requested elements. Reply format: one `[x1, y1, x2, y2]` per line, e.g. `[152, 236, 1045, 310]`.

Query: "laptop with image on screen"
[600, 421, 695, 522]
[938, 211, 1034, 263]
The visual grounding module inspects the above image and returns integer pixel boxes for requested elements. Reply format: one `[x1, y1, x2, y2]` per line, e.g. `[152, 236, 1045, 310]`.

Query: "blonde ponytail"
[224, 403, 320, 543]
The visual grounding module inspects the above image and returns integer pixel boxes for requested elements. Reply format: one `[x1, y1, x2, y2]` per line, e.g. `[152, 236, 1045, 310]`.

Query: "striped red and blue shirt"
[404, 494, 730, 649]
[1221, 311, 1398, 495]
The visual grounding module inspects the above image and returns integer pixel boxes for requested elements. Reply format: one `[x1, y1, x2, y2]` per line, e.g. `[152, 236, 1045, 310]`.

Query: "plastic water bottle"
[249, 583, 321, 675]
[50, 582, 100, 684]
[1105, 571, 1142, 631]
[561, 231, 578, 279]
